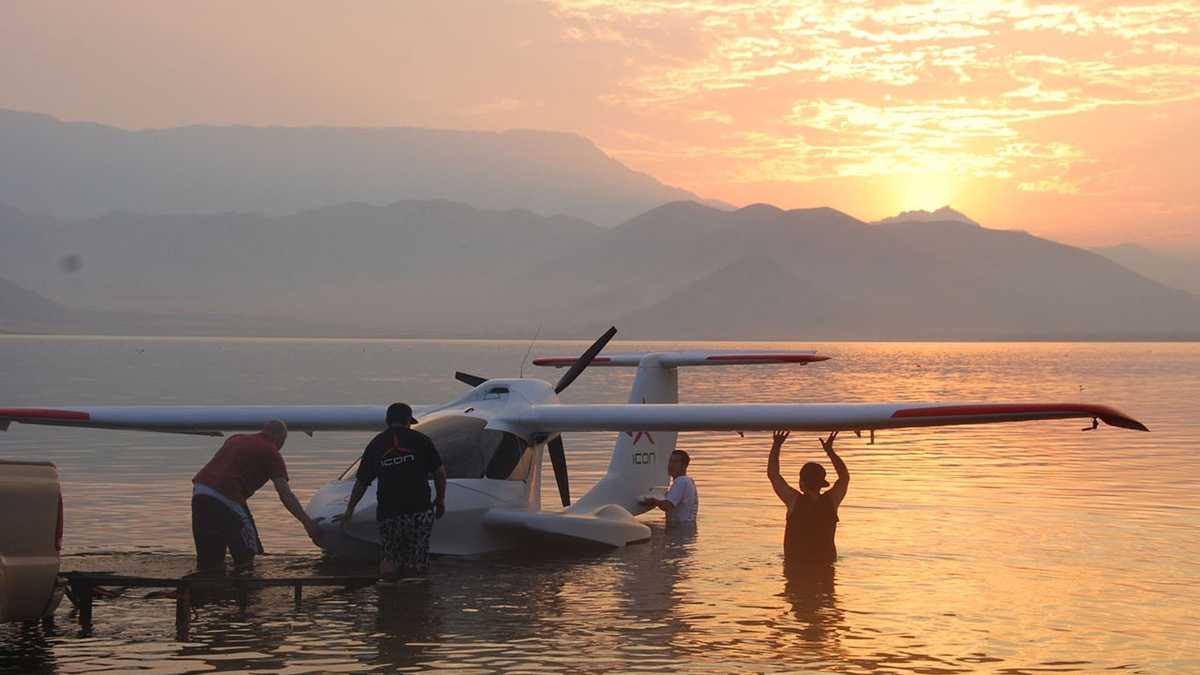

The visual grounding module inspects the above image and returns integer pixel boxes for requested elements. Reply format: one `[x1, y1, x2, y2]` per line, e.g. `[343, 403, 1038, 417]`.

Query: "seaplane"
[0, 328, 1148, 557]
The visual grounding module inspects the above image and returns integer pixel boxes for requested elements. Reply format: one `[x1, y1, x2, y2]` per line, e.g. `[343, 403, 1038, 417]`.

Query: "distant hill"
[4, 199, 1198, 339]
[0, 199, 604, 335]
[596, 203, 1200, 339]
[1092, 243, 1200, 296]
[0, 274, 70, 329]
[873, 206, 980, 226]
[0, 109, 723, 226]
[0, 270, 355, 337]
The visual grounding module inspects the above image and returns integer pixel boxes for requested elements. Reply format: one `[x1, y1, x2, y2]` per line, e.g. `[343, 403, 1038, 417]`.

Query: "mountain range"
[3, 199, 1197, 339]
[872, 206, 980, 227]
[0, 109, 718, 226]
[1090, 243, 1200, 296]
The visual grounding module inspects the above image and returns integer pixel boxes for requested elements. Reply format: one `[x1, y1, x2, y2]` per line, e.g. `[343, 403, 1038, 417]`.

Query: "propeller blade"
[548, 435, 570, 507]
[455, 371, 488, 387]
[553, 326, 618, 394]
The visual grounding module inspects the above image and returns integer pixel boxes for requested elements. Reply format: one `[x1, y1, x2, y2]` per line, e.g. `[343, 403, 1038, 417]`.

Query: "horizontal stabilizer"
[483, 504, 650, 547]
[533, 350, 828, 368]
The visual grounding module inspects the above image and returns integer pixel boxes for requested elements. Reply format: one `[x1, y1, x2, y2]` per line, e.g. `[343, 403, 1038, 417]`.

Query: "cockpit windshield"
[338, 416, 531, 481]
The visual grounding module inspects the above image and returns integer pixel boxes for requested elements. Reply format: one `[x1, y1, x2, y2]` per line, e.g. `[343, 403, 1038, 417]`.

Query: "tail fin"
[557, 350, 826, 514]
[568, 353, 677, 514]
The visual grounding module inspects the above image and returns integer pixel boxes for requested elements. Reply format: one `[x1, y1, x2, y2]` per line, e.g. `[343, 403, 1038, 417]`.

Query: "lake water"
[1, 337, 1197, 673]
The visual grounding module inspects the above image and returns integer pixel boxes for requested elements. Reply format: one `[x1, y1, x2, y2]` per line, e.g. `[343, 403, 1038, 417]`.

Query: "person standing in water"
[341, 403, 447, 580]
[767, 430, 848, 566]
[641, 449, 699, 525]
[191, 420, 321, 572]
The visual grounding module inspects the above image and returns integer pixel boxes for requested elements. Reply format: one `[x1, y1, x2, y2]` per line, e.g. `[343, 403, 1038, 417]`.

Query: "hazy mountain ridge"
[873, 206, 980, 227]
[4, 199, 1198, 339]
[0, 274, 70, 327]
[598, 203, 1200, 338]
[1091, 243, 1200, 296]
[0, 199, 606, 333]
[0, 109, 723, 226]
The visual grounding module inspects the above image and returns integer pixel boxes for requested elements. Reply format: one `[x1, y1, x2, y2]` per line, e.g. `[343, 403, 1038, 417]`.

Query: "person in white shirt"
[641, 450, 698, 524]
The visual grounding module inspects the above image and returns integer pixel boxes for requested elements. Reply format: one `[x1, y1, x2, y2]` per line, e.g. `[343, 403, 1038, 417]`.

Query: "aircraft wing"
[519, 402, 1149, 434]
[0, 405, 439, 435]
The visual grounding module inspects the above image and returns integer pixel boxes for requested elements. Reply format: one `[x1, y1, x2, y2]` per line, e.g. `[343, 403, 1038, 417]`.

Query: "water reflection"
[780, 563, 841, 645]
[0, 621, 57, 674]
[2, 339, 1197, 673]
[374, 582, 441, 666]
[616, 523, 697, 633]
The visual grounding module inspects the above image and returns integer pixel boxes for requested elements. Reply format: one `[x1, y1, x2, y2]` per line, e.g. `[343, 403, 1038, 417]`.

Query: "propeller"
[455, 371, 488, 387]
[554, 326, 617, 394]
[548, 435, 570, 506]
[545, 326, 618, 506]
[455, 327, 616, 506]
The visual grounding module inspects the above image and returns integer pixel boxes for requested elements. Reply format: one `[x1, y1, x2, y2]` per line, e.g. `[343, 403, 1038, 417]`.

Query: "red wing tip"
[892, 404, 1148, 431]
[1102, 416, 1150, 432]
[0, 408, 91, 421]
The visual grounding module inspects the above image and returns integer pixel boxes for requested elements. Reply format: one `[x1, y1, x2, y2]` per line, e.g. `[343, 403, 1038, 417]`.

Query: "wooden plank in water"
[59, 572, 381, 636]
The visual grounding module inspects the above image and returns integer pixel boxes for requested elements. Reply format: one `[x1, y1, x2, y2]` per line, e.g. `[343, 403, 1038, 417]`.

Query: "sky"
[2, 1, 1197, 252]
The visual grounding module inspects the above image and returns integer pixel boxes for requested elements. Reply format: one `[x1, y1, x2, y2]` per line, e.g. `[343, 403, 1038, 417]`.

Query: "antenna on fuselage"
[519, 322, 543, 379]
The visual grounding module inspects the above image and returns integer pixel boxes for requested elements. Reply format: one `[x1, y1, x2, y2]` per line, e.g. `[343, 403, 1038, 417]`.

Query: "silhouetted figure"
[767, 430, 848, 567]
[341, 403, 447, 580]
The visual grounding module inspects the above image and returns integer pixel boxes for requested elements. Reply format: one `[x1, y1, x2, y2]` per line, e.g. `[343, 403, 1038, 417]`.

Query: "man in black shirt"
[340, 402, 447, 579]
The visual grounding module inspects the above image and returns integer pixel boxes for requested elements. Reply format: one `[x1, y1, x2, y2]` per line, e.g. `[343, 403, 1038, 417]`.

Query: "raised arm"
[820, 431, 849, 506]
[768, 430, 799, 509]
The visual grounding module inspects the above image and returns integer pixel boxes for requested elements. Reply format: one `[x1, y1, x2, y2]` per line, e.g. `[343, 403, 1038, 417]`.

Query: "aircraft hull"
[306, 477, 529, 557]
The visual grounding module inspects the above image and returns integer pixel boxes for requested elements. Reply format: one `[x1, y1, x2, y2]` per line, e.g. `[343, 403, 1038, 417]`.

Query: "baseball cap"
[799, 461, 829, 488]
[386, 402, 419, 426]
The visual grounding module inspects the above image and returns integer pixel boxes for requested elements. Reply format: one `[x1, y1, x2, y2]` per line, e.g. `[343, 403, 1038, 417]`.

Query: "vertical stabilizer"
[569, 354, 677, 514]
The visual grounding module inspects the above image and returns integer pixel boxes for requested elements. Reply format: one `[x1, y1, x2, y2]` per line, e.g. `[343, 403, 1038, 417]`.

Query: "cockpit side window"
[484, 432, 531, 480]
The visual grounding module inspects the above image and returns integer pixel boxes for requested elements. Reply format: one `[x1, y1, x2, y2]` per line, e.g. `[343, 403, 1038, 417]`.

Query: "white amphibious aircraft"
[0, 328, 1148, 557]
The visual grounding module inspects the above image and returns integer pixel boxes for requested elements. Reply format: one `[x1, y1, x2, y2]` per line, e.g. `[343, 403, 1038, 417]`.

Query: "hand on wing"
[819, 431, 839, 452]
[772, 429, 790, 447]
[304, 520, 323, 545]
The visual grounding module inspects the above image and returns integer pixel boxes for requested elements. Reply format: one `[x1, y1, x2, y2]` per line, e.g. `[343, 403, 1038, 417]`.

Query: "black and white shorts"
[191, 494, 261, 570]
[378, 509, 436, 573]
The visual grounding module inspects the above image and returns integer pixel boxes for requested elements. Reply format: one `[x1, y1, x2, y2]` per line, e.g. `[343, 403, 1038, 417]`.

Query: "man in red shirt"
[191, 420, 320, 571]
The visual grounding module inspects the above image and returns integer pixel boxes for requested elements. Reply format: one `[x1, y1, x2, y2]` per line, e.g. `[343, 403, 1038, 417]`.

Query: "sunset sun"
[891, 173, 962, 214]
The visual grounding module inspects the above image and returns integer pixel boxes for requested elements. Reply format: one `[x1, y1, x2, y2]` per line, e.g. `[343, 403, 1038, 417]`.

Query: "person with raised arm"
[767, 430, 848, 566]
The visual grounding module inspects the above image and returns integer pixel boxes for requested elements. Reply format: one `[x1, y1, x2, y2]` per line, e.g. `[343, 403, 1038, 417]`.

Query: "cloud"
[1, 0, 1196, 246]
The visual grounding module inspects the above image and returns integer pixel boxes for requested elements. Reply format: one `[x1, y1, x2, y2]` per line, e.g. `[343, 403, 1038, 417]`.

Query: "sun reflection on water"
[1, 338, 1197, 672]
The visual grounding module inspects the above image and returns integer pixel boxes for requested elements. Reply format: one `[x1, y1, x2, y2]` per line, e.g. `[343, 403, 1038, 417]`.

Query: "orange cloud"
[549, 0, 1199, 247]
